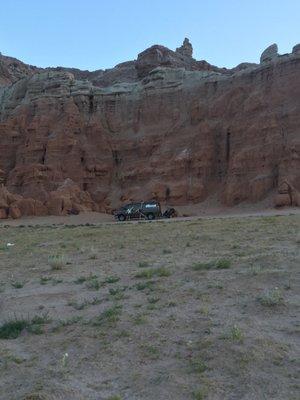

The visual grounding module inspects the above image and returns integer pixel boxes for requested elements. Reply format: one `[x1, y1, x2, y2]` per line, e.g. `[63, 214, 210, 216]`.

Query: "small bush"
[0, 319, 28, 339]
[189, 358, 207, 374]
[104, 276, 120, 284]
[257, 288, 284, 307]
[11, 281, 24, 289]
[86, 278, 100, 290]
[221, 324, 244, 342]
[215, 259, 231, 269]
[0, 313, 50, 339]
[135, 281, 155, 291]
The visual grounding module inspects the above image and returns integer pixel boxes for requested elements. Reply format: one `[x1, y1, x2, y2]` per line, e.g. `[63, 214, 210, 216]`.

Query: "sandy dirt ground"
[0, 202, 299, 227]
[0, 213, 299, 400]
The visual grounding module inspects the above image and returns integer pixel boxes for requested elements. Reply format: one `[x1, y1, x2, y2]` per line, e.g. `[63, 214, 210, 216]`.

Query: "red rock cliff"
[0, 41, 299, 217]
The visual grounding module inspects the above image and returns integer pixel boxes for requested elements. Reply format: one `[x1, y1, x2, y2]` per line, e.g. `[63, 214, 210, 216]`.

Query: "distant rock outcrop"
[260, 43, 279, 63]
[292, 44, 300, 54]
[0, 40, 299, 218]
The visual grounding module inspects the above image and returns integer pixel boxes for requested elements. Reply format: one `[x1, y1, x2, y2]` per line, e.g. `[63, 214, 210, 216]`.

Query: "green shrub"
[215, 259, 231, 269]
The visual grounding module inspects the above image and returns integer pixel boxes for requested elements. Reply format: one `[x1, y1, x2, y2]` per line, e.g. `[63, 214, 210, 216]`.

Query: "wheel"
[118, 214, 126, 222]
[147, 213, 155, 220]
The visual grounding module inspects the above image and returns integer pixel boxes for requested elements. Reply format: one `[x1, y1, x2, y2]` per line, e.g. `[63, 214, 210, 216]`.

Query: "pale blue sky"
[1, 0, 299, 71]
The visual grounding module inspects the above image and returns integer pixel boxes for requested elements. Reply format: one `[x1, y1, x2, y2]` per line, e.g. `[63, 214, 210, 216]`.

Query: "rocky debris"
[292, 44, 300, 54]
[260, 43, 279, 63]
[176, 38, 193, 58]
[0, 41, 299, 218]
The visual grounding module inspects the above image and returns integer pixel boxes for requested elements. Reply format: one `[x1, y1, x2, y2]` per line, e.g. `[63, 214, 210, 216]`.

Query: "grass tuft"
[48, 255, 67, 270]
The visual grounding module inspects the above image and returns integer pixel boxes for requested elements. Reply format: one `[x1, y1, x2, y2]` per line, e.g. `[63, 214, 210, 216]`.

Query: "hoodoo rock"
[0, 40, 299, 218]
[176, 38, 193, 58]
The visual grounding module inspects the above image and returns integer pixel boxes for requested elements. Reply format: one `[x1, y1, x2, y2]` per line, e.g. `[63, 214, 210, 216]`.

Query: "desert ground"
[0, 213, 299, 400]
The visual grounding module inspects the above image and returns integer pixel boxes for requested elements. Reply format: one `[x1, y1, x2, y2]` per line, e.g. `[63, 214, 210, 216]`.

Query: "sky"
[1, 0, 300, 71]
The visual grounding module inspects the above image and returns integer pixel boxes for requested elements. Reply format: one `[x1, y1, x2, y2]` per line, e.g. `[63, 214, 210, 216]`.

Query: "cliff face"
[0, 40, 299, 218]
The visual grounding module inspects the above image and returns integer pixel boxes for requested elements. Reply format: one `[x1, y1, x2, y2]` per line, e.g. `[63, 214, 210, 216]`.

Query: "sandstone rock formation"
[0, 40, 299, 218]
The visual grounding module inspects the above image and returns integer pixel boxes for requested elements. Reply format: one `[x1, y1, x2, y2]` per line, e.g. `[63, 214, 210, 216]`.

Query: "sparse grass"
[192, 259, 231, 271]
[132, 313, 147, 325]
[257, 288, 284, 307]
[134, 267, 171, 279]
[0, 214, 298, 400]
[140, 344, 160, 359]
[48, 254, 67, 270]
[53, 316, 82, 331]
[91, 305, 122, 326]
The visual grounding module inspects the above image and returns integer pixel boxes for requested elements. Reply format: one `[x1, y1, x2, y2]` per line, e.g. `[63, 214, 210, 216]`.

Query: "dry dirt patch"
[0, 215, 299, 400]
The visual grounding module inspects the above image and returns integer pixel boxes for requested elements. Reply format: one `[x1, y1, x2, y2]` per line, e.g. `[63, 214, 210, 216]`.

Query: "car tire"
[118, 214, 126, 222]
[147, 213, 155, 220]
